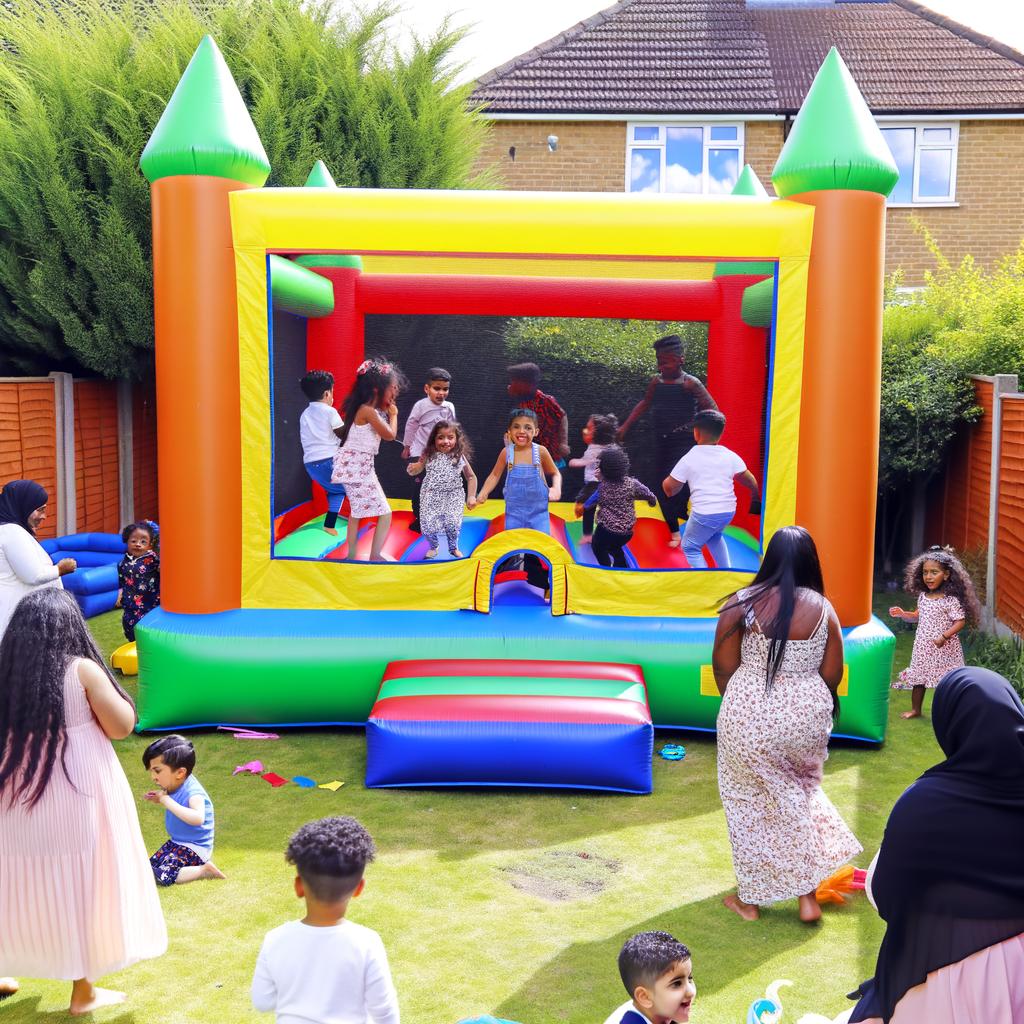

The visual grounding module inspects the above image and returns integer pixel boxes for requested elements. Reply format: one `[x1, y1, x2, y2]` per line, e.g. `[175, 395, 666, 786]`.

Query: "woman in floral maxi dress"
[713, 526, 862, 924]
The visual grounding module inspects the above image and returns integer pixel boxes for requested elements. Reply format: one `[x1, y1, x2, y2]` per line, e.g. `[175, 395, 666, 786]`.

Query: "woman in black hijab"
[849, 666, 1024, 1023]
[0, 480, 76, 642]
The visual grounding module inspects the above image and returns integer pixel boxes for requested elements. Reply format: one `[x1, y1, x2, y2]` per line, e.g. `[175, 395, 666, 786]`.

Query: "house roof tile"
[469, 0, 1024, 115]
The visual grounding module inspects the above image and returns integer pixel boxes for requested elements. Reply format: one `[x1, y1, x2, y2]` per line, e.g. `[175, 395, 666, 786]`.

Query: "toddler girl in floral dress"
[889, 545, 980, 719]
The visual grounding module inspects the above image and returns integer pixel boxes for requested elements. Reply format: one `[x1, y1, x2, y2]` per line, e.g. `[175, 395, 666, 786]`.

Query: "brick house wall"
[474, 119, 1023, 285]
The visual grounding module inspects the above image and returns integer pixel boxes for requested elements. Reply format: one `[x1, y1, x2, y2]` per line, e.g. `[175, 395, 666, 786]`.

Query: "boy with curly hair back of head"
[252, 816, 399, 1024]
[603, 931, 696, 1024]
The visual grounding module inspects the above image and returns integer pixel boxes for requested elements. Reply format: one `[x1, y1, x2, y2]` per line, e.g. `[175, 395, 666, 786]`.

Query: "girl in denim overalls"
[475, 408, 562, 594]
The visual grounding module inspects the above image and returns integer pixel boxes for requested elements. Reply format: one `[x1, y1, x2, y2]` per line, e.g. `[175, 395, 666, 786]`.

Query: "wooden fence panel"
[0, 381, 58, 539]
[996, 395, 1024, 634]
[73, 380, 120, 534]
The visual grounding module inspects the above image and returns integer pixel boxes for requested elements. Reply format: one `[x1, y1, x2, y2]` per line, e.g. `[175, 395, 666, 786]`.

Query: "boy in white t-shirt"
[252, 816, 399, 1024]
[602, 931, 696, 1024]
[662, 410, 759, 569]
[299, 371, 347, 536]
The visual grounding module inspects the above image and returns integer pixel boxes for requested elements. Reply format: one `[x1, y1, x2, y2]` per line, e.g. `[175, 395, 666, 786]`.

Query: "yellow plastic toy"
[111, 641, 138, 676]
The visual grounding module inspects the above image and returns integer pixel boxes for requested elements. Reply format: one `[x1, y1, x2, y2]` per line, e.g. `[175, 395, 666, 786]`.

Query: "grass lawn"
[4, 594, 935, 1024]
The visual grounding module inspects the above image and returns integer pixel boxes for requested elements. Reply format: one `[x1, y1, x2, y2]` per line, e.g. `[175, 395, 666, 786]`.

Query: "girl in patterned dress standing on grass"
[889, 545, 980, 720]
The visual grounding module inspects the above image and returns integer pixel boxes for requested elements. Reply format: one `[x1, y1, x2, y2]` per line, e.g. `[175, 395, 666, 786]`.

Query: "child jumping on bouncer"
[475, 408, 561, 596]
[570, 412, 619, 544]
[331, 358, 406, 562]
[507, 361, 570, 466]
[618, 334, 717, 549]
[401, 366, 456, 533]
[663, 409, 758, 570]
[407, 420, 477, 559]
[298, 370, 347, 536]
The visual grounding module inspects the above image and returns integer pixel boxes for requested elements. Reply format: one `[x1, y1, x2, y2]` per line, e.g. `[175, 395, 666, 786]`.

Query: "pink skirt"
[331, 449, 390, 518]
[856, 933, 1024, 1023]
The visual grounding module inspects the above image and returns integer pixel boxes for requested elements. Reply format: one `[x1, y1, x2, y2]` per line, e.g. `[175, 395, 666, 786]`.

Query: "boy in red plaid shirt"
[507, 362, 570, 467]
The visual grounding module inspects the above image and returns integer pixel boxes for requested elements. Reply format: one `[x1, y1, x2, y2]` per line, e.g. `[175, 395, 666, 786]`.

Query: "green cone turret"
[772, 48, 898, 198]
[140, 36, 270, 185]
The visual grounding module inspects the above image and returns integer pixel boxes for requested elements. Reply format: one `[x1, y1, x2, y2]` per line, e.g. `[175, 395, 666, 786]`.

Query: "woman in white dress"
[0, 480, 76, 642]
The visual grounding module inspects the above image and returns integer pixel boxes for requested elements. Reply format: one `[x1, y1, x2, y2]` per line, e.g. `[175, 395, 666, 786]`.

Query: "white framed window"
[626, 123, 744, 195]
[879, 123, 959, 205]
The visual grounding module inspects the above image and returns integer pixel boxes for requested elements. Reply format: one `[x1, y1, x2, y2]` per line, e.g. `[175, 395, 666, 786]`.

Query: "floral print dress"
[118, 550, 160, 642]
[717, 588, 862, 905]
[893, 592, 966, 690]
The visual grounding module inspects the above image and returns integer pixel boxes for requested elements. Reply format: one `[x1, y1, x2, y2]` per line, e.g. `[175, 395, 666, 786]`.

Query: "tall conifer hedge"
[0, 0, 489, 377]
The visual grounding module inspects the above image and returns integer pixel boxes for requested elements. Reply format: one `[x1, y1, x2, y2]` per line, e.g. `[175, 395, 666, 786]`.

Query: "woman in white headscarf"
[0, 479, 76, 641]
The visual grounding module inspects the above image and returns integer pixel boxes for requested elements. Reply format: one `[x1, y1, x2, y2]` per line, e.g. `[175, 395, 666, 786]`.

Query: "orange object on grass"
[815, 864, 867, 905]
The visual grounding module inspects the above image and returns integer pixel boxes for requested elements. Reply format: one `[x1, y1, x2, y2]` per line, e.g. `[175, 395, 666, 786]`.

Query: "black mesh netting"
[269, 313, 768, 519]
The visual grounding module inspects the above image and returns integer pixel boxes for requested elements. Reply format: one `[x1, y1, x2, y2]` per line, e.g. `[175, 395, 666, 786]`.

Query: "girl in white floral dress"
[331, 358, 405, 562]
[713, 526, 862, 924]
[890, 545, 980, 720]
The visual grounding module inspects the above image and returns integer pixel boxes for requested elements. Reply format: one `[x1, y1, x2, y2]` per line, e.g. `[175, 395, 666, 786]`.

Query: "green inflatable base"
[136, 606, 895, 742]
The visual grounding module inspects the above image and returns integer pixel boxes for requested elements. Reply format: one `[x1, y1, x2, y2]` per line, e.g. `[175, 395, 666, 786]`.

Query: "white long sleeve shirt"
[0, 523, 61, 639]
[252, 919, 400, 1024]
[401, 398, 456, 458]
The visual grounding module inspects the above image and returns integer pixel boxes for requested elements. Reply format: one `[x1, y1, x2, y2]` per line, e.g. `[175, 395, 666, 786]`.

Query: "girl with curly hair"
[889, 545, 981, 720]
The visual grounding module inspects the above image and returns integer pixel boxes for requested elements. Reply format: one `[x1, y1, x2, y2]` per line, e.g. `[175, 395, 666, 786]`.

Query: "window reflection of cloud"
[881, 128, 914, 203]
[708, 150, 738, 193]
[919, 149, 951, 198]
[630, 150, 660, 192]
[666, 162, 702, 193]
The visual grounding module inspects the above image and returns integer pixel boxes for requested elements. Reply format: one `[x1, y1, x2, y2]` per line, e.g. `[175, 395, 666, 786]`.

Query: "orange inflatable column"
[140, 37, 271, 613]
[772, 49, 899, 625]
[790, 190, 887, 624]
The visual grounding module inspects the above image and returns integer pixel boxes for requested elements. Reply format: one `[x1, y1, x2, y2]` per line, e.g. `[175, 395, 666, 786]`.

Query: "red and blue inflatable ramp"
[365, 659, 653, 794]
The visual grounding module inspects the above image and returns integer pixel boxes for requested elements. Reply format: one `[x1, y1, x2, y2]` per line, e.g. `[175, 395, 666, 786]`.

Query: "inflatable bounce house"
[134, 38, 896, 755]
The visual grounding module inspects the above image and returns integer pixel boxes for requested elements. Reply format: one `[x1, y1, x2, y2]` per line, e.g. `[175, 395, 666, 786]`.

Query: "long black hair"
[0, 588, 135, 808]
[339, 358, 405, 446]
[717, 525, 826, 690]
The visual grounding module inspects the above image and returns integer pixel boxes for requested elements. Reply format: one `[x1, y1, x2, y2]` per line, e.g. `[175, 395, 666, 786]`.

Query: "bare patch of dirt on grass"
[500, 850, 622, 902]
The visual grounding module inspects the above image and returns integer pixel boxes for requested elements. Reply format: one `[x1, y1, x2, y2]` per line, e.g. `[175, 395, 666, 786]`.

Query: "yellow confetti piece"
[318, 780, 345, 792]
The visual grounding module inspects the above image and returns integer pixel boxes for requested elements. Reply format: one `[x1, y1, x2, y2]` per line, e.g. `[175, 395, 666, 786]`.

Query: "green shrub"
[961, 630, 1024, 701]
[0, 0, 489, 379]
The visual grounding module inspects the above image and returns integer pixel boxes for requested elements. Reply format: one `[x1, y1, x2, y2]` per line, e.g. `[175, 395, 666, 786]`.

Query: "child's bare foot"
[70, 981, 125, 1016]
[580, 534, 592, 544]
[723, 893, 759, 921]
[0, 977, 18, 1000]
[798, 893, 822, 923]
[451, 548, 463, 558]
[424, 548, 438, 559]
[323, 526, 339, 536]
[667, 533, 681, 549]
[900, 710, 922, 719]
[543, 588, 551, 602]
[200, 861, 226, 880]
[369, 553, 396, 563]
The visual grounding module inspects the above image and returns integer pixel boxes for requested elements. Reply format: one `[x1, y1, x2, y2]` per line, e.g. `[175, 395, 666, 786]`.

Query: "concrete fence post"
[117, 378, 135, 527]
